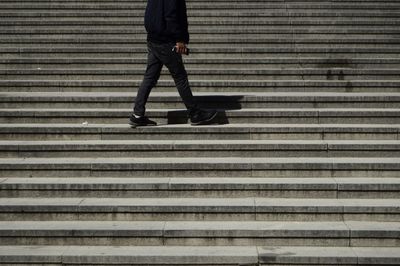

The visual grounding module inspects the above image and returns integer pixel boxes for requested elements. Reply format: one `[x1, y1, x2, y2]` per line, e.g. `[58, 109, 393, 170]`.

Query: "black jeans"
[133, 41, 198, 117]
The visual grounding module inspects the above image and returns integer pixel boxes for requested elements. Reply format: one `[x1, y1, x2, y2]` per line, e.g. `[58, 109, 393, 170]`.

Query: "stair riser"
[3, 21, 400, 27]
[1, 169, 399, 178]
[2, 132, 397, 141]
[3, 4, 400, 9]
[0, 213, 397, 222]
[1, 80, 399, 90]
[1, 51, 400, 58]
[3, 25, 400, 31]
[0, 33, 400, 39]
[4, 65, 400, 72]
[3, 48, 400, 54]
[2, 117, 399, 125]
[2, 33, 400, 39]
[3, 37, 400, 44]
[2, 56, 398, 63]
[2, 11, 400, 16]
[0, 236, 396, 247]
[5, 43, 400, 48]
[1, 190, 398, 200]
[2, 43, 400, 49]
[2, 87, 400, 93]
[2, 74, 400, 81]
[2, 102, 399, 109]
[1, 150, 399, 158]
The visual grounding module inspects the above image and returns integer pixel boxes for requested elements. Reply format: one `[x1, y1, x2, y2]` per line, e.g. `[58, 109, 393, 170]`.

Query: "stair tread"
[1, 123, 398, 129]
[0, 245, 399, 265]
[1, 139, 400, 150]
[2, 177, 400, 186]
[0, 197, 399, 212]
[2, 91, 400, 97]
[0, 220, 398, 236]
[1, 156, 399, 165]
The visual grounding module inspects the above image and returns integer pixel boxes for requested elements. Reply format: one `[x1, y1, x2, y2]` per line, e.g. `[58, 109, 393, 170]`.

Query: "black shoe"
[190, 109, 218, 126]
[129, 114, 157, 127]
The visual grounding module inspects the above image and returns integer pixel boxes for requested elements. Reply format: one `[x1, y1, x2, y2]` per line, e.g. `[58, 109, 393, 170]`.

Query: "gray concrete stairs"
[1, 0, 400, 265]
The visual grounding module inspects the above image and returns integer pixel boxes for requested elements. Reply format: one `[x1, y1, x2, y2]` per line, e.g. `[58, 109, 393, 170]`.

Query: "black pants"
[133, 41, 198, 117]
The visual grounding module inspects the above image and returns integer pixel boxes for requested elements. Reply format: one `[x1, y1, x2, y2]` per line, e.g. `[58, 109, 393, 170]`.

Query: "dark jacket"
[145, 0, 190, 44]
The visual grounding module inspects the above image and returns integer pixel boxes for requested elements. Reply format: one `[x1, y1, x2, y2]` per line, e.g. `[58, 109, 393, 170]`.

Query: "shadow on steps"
[167, 95, 244, 125]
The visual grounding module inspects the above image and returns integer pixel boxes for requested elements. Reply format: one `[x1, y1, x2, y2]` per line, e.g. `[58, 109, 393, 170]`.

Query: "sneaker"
[190, 109, 218, 126]
[129, 114, 157, 127]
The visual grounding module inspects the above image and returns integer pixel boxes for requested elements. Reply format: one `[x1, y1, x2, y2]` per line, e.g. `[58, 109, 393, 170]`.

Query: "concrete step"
[0, 3, 282, 9]
[3, 9, 395, 16]
[1, 177, 399, 199]
[2, 33, 397, 40]
[1, 123, 398, 141]
[3, 46, 400, 53]
[3, 57, 399, 68]
[2, 49, 400, 61]
[1, 80, 399, 93]
[2, 18, 400, 26]
[1, 92, 399, 109]
[2, 2, 399, 10]
[0, 157, 399, 178]
[1, 108, 399, 124]
[3, 54, 397, 63]
[3, 24, 400, 30]
[4, 54, 400, 62]
[5, 41, 400, 48]
[2, 27, 399, 35]
[2, 68, 399, 81]
[0, 197, 399, 222]
[2, 11, 400, 18]
[0, 245, 257, 266]
[2, 42, 399, 48]
[0, 220, 398, 246]
[2, 36, 399, 44]
[1, 140, 400, 158]
[1, 245, 400, 266]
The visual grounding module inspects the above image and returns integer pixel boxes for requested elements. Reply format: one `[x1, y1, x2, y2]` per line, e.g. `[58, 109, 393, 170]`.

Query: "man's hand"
[175, 42, 188, 55]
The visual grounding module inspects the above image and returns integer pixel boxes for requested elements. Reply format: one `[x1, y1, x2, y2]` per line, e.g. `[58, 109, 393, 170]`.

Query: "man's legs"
[158, 47, 217, 124]
[130, 41, 217, 127]
[149, 42, 199, 116]
[133, 44, 163, 117]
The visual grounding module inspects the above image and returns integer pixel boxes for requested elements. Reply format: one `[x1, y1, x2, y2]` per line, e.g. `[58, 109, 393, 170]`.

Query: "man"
[129, 0, 218, 127]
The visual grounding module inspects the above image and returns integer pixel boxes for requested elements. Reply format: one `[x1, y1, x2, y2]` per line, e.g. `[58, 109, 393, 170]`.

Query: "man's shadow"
[166, 95, 244, 125]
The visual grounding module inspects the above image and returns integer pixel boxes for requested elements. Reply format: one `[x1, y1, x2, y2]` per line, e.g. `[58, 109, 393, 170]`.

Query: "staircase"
[1, 0, 400, 265]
